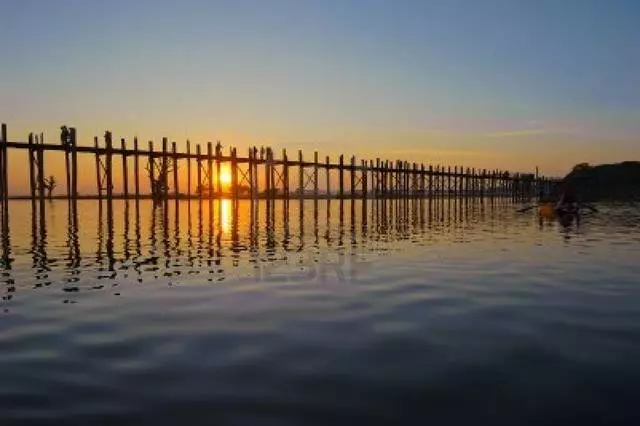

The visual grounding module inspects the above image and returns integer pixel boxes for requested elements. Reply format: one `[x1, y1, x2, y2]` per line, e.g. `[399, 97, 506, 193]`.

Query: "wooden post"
[121, 138, 129, 199]
[254, 147, 259, 198]
[133, 137, 140, 199]
[362, 159, 368, 199]
[382, 160, 387, 197]
[339, 155, 344, 198]
[313, 151, 319, 198]
[231, 147, 238, 200]
[428, 165, 433, 198]
[453, 166, 458, 197]
[37, 133, 45, 200]
[350, 156, 356, 198]
[298, 150, 304, 200]
[70, 127, 78, 199]
[269, 148, 275, 198]
[28, 133, 36, 199]
[325, 156, 330, 198]
[196, 144, 202, 199]
[412, 163, 417, 198]
[105, 131, 113, 200]
[248, 147, 254, 200]
[207, 142, 213, 199]
[265, 149, 271, 197]
[282, 149, 289, 198]
[162, 137, 169, 200]
[187, 140, 192, 199]
[64, 130, 71, 199]
[375, 158, 380, 197]
[172, 141, 179, 199]
[95, 137, 102, 198]
[148, 141, 155, 198]
[0, 124, 7, 206]
[472, 168, 477, 197]
[215, 142, 222, 197]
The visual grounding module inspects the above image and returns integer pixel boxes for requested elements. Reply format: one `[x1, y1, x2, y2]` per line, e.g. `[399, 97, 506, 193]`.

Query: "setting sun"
[219, 168, 232, 186]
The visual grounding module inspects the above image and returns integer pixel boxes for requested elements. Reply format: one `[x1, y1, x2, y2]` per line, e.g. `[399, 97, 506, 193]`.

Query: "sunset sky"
[1, 0, 639, 194]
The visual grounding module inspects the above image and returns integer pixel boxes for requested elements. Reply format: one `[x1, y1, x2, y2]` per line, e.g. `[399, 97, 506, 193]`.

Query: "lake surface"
[1, 198, 639, 425]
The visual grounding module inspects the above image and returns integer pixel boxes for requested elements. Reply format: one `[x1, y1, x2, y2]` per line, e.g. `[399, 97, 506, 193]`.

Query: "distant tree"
[43, 176, 57, 199]
[572, 163, 591, 173]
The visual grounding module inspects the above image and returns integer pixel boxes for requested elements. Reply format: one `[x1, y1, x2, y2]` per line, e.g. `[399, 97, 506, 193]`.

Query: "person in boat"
[556, 184, 579, 214]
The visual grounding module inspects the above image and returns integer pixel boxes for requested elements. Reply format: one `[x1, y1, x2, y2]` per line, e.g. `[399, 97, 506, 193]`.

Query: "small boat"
[538, 202, 580, 219]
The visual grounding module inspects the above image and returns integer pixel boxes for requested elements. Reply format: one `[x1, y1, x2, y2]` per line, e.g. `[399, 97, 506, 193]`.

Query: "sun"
[220, 169, 232, 186]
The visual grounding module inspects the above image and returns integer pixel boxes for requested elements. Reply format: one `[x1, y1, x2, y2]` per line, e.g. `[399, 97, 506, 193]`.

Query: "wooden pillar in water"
[350, 156, 356, 198]
[298, 150, 304, 201]
[133, 138, 140, 199]
[453, 166, 458, 197]
[362, 159, 368, 199]
[394, 161, 399, 197]
[313, 151, 319, 198]
[70, 128, 78, 199]
[282, 149, 289, 198]
[384, 159, 388, 198]
[207, 142, 213, 199]
[0, 124, 7, 209]
[411, 163, 417, 198]
[121, 138, 128, 199]
[172, 142, 179, 199]
[37, 133, 45, 201]
[338, 155, 344, 198]
[215, 143, 222, 197]
[231, 147, 238, 200]
[64, 130, 71, 199]
[325, 156, 331, 198]
[161, 137, 169, 200]
[105, 131, 114, 200]
[375, 158, 380, 197]
[248, 148, 254, 200]
[186, 140, 192, 199]
[464, 168, 469, 197]
[428, 165, 433, 199]
[148, 141, 155, 197]
[265, 149, 271, 197]
[28, 133, 36, 199]
[196, 144, 202, 199]
[94, 137, 101, 198]
[269, 148, 275, 198]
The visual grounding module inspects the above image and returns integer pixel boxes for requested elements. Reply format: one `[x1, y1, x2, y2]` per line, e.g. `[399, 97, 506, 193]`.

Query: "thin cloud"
[484, 129, 546, 138]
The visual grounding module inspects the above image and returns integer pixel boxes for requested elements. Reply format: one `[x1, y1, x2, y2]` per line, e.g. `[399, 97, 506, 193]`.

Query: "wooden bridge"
[0, 123, 555, 204]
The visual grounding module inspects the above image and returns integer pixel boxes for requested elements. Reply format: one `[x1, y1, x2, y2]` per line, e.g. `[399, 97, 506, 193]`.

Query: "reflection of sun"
[220, 199, 231, 234]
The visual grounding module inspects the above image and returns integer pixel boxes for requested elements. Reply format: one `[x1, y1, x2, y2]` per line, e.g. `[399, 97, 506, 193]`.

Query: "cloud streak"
[484, 129, 546, 138]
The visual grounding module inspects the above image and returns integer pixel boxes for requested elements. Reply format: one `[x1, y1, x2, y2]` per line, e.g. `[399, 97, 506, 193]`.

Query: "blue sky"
[1, 0, 639, 188]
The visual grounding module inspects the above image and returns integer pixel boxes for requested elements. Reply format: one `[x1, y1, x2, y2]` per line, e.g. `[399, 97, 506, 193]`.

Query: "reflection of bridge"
[0, 197, 526, 301]
[0, 123, 556, 215]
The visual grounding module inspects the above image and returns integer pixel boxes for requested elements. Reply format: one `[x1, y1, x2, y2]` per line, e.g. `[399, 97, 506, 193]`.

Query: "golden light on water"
[220, 198, 232, 235]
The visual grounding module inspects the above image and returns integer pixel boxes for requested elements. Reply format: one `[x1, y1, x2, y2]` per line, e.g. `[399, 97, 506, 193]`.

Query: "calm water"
[1, 198, 640, 425]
